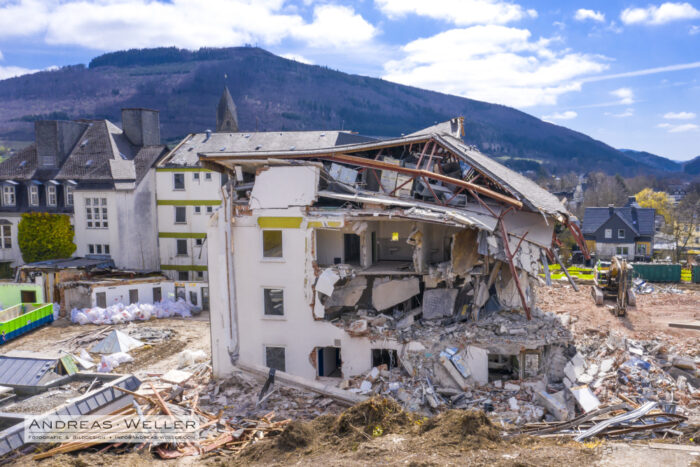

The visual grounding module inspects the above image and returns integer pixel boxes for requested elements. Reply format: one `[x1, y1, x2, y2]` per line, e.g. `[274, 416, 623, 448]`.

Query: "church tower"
[216, 86, 239, 132]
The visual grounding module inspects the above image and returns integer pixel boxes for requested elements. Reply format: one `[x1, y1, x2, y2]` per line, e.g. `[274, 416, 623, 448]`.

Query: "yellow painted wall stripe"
[257, 217, 303, 229]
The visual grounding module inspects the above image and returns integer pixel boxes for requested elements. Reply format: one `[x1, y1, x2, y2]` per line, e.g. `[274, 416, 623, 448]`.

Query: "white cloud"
[0, 65, 37, 80]
[374, 0, 537, 26]
[621, 2, 700, 25]
[542, 110, 577, 122]
[663, 111, 696, 119]
[606, 108, 635, 117]
[281, 53, 314, 64]
[610, 87, 634, 104]
[657, 122, 699, 132]
[382, 25, 607, 108]
[691, 25, 700, 34]
[582, 60, 700, 82]
[0, 1, 376, 51]
[574, 9, 605, 22]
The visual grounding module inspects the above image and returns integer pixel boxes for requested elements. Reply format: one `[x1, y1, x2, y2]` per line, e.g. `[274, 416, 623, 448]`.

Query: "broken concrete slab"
[371, 277, 420, 311]
[570, 385, 601, 412]
[535, 389, 570, 421]
[347, 319, 368, 336]
[672, 356, 696, 371]
[326, 276, 367, 308]
[422, 288, 458, 320]
[464, 345, 489, 386]
[316, 269, 341, 296]
[451, 228, 479, 276]
[161, 369, 194, 385]
[440, 356, 470, 391]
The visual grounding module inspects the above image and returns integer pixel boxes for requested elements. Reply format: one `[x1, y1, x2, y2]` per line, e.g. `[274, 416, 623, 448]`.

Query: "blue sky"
[0, 0, 698, 161]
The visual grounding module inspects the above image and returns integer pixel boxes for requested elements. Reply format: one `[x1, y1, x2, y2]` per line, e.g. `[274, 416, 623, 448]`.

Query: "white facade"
[72, 171, 159, 271]
[155, 168, 223, 281]
[208, 166, 402, 380]
[0, 214, 26, 267]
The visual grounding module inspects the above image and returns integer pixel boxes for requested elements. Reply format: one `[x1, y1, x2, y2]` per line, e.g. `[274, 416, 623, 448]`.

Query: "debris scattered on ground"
[70, 299, 193, 325]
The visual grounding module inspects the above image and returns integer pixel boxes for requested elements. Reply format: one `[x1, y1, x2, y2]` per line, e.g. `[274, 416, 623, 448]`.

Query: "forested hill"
[0, 46, 684, 175]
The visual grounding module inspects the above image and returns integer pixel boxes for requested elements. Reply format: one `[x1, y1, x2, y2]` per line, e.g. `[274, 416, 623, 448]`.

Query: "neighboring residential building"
[154, 88, 236, 282]
[582, 196, 656, 260]
[0, 109, 167, 270]
[202, 118, 581, 382]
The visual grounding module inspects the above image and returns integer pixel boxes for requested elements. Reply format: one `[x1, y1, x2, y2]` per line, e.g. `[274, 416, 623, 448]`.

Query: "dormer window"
[29, 185, 39, 206]
[47, 185, 57, 206]
[2, 186, 15, 206]
[65, 185, 74, 206]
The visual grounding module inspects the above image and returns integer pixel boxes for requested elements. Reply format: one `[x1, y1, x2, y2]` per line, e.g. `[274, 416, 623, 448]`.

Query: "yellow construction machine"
[591, 257, 636, 316]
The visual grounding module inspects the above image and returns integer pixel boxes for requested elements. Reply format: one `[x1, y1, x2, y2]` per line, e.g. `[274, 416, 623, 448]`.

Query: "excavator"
[591, 257, 636, 316]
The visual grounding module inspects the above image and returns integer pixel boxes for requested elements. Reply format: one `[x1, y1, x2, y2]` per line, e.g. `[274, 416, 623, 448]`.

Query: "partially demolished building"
[202, 118, 589, 388]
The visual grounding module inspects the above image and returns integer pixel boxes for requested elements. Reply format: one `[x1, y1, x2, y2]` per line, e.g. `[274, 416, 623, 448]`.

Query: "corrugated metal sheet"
[0, 356, 56, 386]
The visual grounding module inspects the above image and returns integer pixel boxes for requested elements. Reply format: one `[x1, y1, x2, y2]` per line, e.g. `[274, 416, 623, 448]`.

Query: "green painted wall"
[0, 283, 44, 309]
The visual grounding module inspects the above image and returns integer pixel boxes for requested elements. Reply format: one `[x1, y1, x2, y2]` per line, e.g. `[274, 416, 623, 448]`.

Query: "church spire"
[216, 86, 239, 132]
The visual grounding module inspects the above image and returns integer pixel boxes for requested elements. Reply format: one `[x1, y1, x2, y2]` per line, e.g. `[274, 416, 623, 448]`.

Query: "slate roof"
[0, 120, 166, 186]
[582, 206, 656, 236]
[0, 145, 40, 180]
[0, 356, 56, 386]
[160, 130, 378, 168]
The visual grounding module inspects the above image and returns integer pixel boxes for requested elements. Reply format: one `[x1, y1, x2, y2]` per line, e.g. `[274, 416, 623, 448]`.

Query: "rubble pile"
[70, 299, 194, 325]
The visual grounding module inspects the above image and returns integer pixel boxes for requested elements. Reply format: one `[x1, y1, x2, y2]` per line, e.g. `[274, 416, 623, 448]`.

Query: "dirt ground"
[4, 285, 700, 466]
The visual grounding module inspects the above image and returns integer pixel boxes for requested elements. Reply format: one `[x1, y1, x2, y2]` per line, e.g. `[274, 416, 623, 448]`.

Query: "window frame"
[604, 229, 612, 239]
[261, 230, 283, 260]
[194, 206, 201, 214]
[28, 185, 39, 206]
[176, 238, 188, 256]
[206, 206, 213, 214]
[263, 287, 285, 318]
[3, 185, 16, 206]
[1, 225, 11, 249]
[617, 229, 625, 239]
[173, 173, 185, 190]
[46, 185, 57, 207]
[175, 206, 187, 224]
[205, 172, 212, 181]
[85, 197, 108, 229]
[264, 345, 286, 372]
[193, 172, 200, 181]
[65, 184, 74, 206]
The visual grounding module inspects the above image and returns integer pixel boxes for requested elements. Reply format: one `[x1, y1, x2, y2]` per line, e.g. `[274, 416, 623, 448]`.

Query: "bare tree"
[669, 183, 700, 261]
[583, 172, 629, 207]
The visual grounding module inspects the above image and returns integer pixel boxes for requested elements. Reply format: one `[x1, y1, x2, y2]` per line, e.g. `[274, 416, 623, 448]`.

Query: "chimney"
[35, 120, 88, 168]
[627, 196, 640, 208]
[121, 108, 160, 146]
[608, 204, 615, 216]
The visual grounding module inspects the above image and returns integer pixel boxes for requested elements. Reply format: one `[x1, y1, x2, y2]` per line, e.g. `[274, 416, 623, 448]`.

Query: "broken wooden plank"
[668, 321, 700, 331]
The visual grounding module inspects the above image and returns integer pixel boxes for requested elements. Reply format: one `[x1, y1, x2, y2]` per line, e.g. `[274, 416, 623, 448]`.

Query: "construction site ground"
[5, 283, 700, 466]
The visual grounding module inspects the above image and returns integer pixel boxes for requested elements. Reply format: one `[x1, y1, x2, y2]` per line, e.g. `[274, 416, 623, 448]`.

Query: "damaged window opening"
[488, 354, 520, 381]
[128, 289, 138, 304]
[262, 230, 283, 258]
[343, 234, 360, 265]
[152, 287, 162, 302]
[263, 288, 284, 316]
[265, 346, 286, 372]
[372, 349, 398, 369]
[316, 347, 342, 377]
[95, 292, 106, 308]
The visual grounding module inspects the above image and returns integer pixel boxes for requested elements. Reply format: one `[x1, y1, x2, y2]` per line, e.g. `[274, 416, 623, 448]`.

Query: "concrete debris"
[570, 385, 601, 412]
[372, 277, 420, 311]
[422, 288, 458, 320]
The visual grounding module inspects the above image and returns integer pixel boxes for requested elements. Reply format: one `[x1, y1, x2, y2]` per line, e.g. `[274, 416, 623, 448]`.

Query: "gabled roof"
[0, 119, 166, 186]
[582, 206, 656, 235]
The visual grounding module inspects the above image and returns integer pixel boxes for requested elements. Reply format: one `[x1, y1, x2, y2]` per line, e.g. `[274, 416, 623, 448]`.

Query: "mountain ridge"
[0, 46, 684, 176]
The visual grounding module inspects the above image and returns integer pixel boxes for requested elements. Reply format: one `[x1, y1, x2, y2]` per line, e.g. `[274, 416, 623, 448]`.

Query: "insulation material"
[249, 165, 319, 208]
[326, 276, 367, 308]
[451, 228, 479, 276]
[422, 288, 458, 320]
[70, 299, 193, 325]
[328, 163, 359, 186]
[379, 157, 400, 194]
[91, 330, 144, 354]
[395, 174, 414, 198]
[371, 277, 420, 311]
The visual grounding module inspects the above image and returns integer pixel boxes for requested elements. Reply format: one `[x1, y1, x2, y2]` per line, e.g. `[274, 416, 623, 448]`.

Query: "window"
[616, 246, 629, 255]
[195, 238, 203, 246]
[262, 230, 283, 258]
[173, 173, 185, 190]
[88, 244, 94, 254]
[196, 271, 204, 279]
[29, 186, 39, 206]
[96, 292, 107, 308]
[153, 287, 162, 302]
[85, 198, 108, 228]
[1, 225, 10, 249]
[189, 291, 198, 306]
[636, 244, 647, 255]
[95, 244, 102, 254]
[3, 186, 15, 206]
[194, 206, 201, 214]
[205, 172, 212, 181]
[46, 185, 57, 206]
[202, 287, 209, 311]
[265, 346, 286, 372]
[206, 206, 213, 214]
[175, 206, 186, 223]
[88, 244, 109, 255]
[193, 173, 200, 181]
[104, 244, 110, 254]
[263, 288, 284, 316]
[175, 284, 186, 297]
[65, 185, 74, 206]
[617, 229, 625, 239]
[129, 289, 138, 304]
[176, 239, 188, 256]
[604, 229, 612, 239]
